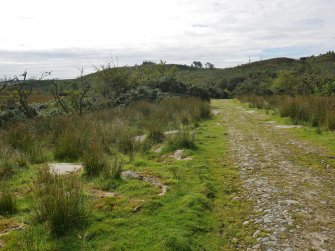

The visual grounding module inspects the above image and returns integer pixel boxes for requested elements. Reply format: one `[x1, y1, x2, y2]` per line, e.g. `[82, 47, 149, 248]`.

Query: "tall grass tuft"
[0, 189, 17, 215]
[82, 143, 109, 176]
[0, 159, 16, 179]
[7, 124, 46, 164]
[54, 127, 86, 161]
[166, 129, 196, 151]
[240, 94, 335, 131]
[32, 168, 87, 236]
[103, 154, 124, 179]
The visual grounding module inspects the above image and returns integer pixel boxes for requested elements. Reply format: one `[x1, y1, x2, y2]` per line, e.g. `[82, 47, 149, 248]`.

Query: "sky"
[0, 0, 334, 79]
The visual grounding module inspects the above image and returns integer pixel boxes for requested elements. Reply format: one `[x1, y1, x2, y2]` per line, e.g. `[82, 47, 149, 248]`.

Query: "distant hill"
[12, 51, 335, 97]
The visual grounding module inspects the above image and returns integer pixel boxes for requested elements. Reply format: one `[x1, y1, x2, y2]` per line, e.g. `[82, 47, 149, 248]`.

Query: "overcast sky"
[1, 0, 334, 79]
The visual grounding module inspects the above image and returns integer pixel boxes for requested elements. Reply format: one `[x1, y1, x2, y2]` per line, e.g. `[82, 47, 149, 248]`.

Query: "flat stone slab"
[275, 125, 302, 129]
[91, 188, 116, 198]
[49, 163, 83, 175]
[168, 149, 192, 161]
[134, 135, 147, 142]
[164, 130, 180, 135]
[246, 110, 257, 114]
[211, 109, 221, 115]
[121, 170, 167, 196]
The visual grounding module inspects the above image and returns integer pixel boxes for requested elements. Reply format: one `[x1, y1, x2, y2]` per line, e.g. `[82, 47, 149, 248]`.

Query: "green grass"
[32, 168, 87, 236]
[1, 100, 253, 250]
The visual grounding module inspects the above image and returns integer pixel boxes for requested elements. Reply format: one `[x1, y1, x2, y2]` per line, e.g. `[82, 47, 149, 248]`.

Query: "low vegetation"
[0, 189, 17, 215]
[32, 168, 86, 236]
[240, 94, 335, 130]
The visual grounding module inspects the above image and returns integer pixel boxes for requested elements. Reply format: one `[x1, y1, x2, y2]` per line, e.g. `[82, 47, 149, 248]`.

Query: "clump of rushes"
[0, 160, 16, 179]
[166, 129, 196, 151]
[0, 188, 18, 215]
[82, 143, 109, 176]
[54, 127, 86, 161]
[7, 124, 46, 164]
[32, 167, 87, 236]
[147, 123, 165, 144]
[240, 94, 335, 131]
[103, 154, 124, 179]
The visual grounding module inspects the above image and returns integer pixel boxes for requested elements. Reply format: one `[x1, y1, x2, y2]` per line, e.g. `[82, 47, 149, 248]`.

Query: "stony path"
[214, 100, 335, 251]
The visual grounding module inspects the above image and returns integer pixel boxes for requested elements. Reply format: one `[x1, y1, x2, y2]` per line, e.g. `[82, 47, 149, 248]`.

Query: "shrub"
[32, 168, 87, 236]
[0, 189, 17, 215]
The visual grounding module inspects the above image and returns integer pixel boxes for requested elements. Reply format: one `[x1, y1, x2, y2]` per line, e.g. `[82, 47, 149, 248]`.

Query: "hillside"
[13, 51, 335, 98]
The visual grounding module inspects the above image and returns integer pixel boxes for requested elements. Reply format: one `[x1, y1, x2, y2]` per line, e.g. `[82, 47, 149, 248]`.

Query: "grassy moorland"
[0, 97, 254, 250]
[1, 52, 335, 250]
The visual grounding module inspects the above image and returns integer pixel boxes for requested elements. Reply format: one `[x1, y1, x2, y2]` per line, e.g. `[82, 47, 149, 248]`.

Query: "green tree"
[271, 70, 297, 95]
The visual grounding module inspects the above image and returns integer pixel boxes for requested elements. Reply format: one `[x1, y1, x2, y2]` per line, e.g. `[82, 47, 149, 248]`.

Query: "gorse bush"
[0, 189, 17, 214]
[32, 168, 86, 236]
[240, 94, 335, 130]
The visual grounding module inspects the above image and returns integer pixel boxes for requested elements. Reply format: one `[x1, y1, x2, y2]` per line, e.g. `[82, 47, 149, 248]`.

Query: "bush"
[0, 189, 17, 215]
[32, 168, 87, 236]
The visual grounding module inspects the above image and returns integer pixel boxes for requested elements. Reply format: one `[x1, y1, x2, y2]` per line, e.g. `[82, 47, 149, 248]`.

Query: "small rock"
[262, 237, 270, 242]
[264, 241, 277, 246]
[171, 150, 185, 160]
[275, 125, 302, 129]
[49, 163, 82, 175]
[269, 235, 278, 241]
[252, 243, 261, 249]
[263, 217, 272, 223]
[243, 221, 249, 225]
[285, 199, 299, 205]
[284, 248, 293, 251]
[134, 135, 147, 142]
[121, 170, 141, 180]
[253, 230, 260, 238]
[164, 130, 180, 135]
[211, 109, 221, 115]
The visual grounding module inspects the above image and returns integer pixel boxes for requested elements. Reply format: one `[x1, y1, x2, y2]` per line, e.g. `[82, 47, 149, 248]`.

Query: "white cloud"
[0, 0, 334, 78]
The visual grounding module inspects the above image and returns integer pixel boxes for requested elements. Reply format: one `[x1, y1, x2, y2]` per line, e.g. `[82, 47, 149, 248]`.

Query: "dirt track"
[215, 100, 335, 251]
